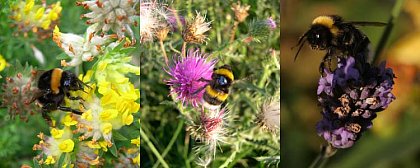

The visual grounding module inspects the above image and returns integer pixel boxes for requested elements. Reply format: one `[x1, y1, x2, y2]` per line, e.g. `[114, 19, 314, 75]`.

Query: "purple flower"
[165, 49, 217, 107]
[316, 56, 395, 148]
[166, 10, 186, 32]
[317, 69, 334, 96]
[266, 17, 277, 30]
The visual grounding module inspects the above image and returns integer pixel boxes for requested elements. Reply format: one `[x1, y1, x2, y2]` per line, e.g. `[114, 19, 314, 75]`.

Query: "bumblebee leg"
[68, 96, 85, 101]
[58, 106, 83, 115]
[320, 49, 334, 74]
[327, 56, 332, 72]
[41, 111, 53, 126]
[66, 93, 85, 101]
[198, 78, 211, 83]
[192, 85, 207, 95]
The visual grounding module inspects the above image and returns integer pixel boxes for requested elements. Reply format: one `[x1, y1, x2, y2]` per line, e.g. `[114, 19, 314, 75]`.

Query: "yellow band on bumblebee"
[205, 85, 228, 101]
[214, 68, 234, 81]
[51, 68, 63, 94]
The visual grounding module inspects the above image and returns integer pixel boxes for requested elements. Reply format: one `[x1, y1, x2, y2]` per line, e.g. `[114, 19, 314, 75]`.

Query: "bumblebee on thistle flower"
[165, 49, 236, 110]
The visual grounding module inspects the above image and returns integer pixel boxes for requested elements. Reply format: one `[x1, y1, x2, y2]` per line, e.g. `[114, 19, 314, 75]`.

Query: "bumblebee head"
[62, 70, 85, 91]
[306, 25, 332, 50]
[216, 75, 229, 86]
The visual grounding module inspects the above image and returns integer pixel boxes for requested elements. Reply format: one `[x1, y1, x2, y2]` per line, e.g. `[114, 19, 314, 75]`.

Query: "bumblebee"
[294, 15, 386, 73]
[33, 68, 88, 125]
[201, 65, 234, 110]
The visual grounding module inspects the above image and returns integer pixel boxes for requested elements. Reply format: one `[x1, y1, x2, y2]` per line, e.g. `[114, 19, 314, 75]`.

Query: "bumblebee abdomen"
[203, 85, 229, 105]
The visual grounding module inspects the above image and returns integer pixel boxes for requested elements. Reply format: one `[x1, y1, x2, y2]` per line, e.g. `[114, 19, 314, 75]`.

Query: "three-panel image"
[0, 0, 418, 167]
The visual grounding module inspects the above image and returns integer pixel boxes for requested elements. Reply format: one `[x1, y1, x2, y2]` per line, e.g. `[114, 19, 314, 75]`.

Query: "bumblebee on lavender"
[294, 15, 386, 73]
[33, 68, 89, 124]
[200, 65, 234, 110]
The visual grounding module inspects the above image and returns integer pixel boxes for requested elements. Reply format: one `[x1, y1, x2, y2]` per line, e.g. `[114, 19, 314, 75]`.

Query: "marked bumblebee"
[294, 15, 386, 73]
[200, 65, 234, 110]
[33, 68, 89, 125]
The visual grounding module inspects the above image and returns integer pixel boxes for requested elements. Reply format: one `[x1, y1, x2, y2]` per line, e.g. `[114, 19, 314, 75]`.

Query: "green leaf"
[33, 158, 41, 168]
[160, 100, 176, 106]
[109, 139, 118, 157]
[55, 52, 70, 60]
[113, 130, 128, 141]
[57, 153, 66, 168]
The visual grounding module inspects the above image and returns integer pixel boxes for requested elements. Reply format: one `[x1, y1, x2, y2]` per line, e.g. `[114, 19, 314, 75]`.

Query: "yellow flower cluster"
[72, 44, 139, 148]
[33, 126, 75, 165]
[11, 0, 62, 32]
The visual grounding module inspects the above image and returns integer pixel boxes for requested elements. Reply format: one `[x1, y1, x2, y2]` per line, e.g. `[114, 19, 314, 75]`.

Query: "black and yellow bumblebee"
[33, 68, 88, 125]
[294, 15, 386, 73]
[200, 65, 234, 110]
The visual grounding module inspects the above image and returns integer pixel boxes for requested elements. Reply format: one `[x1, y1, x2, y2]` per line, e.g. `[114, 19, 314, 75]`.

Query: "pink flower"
[165, 49, 216, 107]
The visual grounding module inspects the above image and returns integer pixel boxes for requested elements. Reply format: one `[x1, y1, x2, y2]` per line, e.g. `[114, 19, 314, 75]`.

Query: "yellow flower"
[101, 123, 113, 134]
[100, 90, 118, 105]
[81, 109, 93, 121]
[51, 128, 64, 139]
[63, 114, 78, 126]
[0, 54, 7, 71]
[132, 153, 140, 165]
[122, 112, 134, 125]
[41, 20, 51, 30]
[34, 7, 44, 20]
[24, 0, 35, 14]
[89, 156, 101, 165]
[48, 2, 62, 21]
[62, 163, 74, 168]
[87, 140, 101, 149]
[131, 137, 140, 147]
[53, 26, 62, 47]
[59, 139, 75, 153]
[99, 109, 118, 121]
[45, 155, 55, 165]
[99, 141, 108, 151]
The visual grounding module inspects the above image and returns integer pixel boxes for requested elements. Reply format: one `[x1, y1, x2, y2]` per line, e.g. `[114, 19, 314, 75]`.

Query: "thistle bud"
[231, 1, 250, 23]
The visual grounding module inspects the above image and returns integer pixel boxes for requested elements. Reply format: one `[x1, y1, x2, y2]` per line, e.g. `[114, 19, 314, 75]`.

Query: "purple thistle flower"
[166, 9, 186, 32]
[266, 17, 277, 30]
[316, 56, 395, 148]
[165, 49, 217, 107]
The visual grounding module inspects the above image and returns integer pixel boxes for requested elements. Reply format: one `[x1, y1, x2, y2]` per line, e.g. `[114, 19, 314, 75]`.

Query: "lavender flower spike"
[316, 56, 395, 148]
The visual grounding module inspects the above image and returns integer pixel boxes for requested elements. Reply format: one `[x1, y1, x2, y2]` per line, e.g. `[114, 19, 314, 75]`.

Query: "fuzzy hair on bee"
[294, 15, 386, 74]
[32, 68, 89, 125]
[200, 65, 234, 110]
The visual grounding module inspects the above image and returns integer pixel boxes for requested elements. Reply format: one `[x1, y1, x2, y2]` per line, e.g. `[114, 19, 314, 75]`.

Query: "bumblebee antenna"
[292, 31, 308, 62]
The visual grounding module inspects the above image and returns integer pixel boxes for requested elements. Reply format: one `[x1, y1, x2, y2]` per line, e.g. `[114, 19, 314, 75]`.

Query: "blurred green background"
[281, 0, 420, 167]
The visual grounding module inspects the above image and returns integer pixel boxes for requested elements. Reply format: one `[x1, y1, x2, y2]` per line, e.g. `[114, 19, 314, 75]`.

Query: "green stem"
[257, 65, 271, 88]
[219, 143, 239, 168]
[372, 0, 405, 64]
[140, 128, 170, 168]
[230, 21, 239, 42]
[309, 144, 337, 168]
[159, 40, 169, 66]
[152, 121, 184, 168]
[181, 41, 187, 57]
[183, 132, 191, 168]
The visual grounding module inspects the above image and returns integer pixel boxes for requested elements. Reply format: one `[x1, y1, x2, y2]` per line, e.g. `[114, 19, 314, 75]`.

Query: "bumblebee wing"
[347, 21, 387, 27]
[29, 88, 44, 103]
